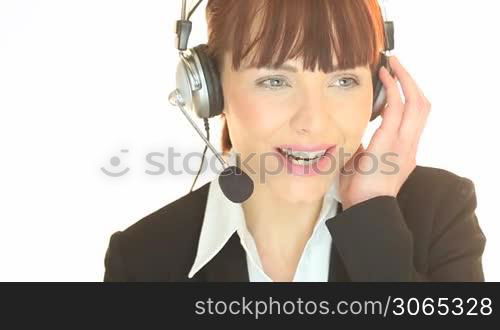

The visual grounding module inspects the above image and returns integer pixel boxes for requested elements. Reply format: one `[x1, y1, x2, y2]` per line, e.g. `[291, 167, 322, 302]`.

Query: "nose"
[290, 87, 333, 136]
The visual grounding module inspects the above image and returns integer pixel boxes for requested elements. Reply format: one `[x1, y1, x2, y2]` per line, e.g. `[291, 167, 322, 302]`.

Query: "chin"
[268, 173, 330, 204]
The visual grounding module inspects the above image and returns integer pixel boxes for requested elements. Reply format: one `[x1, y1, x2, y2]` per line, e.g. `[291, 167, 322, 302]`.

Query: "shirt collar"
[188, 151, 341, 279]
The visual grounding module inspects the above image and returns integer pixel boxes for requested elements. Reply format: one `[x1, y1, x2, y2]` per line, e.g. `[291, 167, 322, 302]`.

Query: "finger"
[390, 57, 426, 143]
[408, 91, 432, 149]
[389, 56, 420, 105]
[404, 92, 431, 165]
[378, 65, 404, 133]
[410, 97, 432, 155]
[342, 144, 364, 172]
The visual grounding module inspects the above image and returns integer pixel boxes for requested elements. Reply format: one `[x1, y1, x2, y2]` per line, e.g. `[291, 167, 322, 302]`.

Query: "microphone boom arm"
[169, 89, 229, 169]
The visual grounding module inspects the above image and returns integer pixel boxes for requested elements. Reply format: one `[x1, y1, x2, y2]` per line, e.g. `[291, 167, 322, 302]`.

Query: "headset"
[170, 0, 395, 201]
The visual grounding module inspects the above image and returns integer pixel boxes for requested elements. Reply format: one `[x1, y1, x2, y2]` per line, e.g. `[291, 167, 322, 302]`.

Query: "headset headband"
[174, 0, 394, 52]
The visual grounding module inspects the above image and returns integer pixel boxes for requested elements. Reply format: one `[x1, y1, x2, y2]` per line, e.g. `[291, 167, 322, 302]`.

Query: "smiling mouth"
[274, 145, 337, 165]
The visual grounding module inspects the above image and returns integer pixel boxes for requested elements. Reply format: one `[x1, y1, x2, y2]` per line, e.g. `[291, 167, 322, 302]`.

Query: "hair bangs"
[207, 0, 386, 75]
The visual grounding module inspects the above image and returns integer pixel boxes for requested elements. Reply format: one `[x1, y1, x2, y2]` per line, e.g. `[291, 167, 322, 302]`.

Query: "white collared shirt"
[188, 151, 341, 282]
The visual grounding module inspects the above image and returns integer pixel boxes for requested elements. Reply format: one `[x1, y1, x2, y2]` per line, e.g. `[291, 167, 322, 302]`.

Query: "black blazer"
[103, 165, 487, 282]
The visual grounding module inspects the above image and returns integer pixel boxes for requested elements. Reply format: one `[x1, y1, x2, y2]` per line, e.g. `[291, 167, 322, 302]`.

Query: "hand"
[339, 56, 432, 210]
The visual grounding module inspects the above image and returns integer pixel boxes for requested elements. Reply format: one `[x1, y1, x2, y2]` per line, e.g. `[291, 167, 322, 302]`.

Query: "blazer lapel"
[328, 201, 351, 282]
[199, 232, 250, 282]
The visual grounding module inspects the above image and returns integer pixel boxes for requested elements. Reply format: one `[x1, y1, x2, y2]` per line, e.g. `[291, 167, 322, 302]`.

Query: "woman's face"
[220, 50, 374, 204]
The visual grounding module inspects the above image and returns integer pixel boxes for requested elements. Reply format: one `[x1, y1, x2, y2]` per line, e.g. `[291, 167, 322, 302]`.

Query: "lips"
[275, 144, 337, 152]
[274, 144, 337, 160]
[272, 144, 338, 177]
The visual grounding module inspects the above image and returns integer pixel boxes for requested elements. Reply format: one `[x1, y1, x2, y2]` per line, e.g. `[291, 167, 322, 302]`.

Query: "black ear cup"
[192, 44, 224, 118]
[370, 54, 392, 121]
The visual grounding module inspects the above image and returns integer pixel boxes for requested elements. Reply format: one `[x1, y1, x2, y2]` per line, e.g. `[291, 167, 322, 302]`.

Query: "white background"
[0, 0, 498, 281]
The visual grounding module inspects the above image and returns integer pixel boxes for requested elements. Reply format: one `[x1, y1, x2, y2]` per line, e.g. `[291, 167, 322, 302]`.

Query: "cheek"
[322, 86, 368, 125]
[334, 90, 373, 163]
[225, 89, 288, 145]
[339, 85, 373, 130]
[342, 106, 370, 136]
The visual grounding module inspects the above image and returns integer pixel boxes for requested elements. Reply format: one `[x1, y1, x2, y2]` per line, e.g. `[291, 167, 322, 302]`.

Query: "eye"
[331, 77, 359, 89]
[257, 77, 291, 90]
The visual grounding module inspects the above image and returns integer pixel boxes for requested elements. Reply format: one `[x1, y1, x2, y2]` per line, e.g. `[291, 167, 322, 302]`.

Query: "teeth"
[280, 148, 327, 160]
[289, 157, 321, 166]
[277, 147, 328, 167]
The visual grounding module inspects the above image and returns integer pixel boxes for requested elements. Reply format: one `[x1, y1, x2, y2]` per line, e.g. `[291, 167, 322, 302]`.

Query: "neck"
[241, 182, 324, 254]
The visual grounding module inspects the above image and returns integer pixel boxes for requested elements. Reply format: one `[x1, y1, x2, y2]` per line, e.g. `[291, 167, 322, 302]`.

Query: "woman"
[104, 0, 486, 282]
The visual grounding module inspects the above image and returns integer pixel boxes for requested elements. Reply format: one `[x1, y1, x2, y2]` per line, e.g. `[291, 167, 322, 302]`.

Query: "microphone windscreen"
[218, 166, 254, 203]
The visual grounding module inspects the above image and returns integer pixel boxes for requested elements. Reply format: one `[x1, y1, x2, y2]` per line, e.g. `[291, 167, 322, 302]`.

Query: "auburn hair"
[205, 0, 388, 155]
